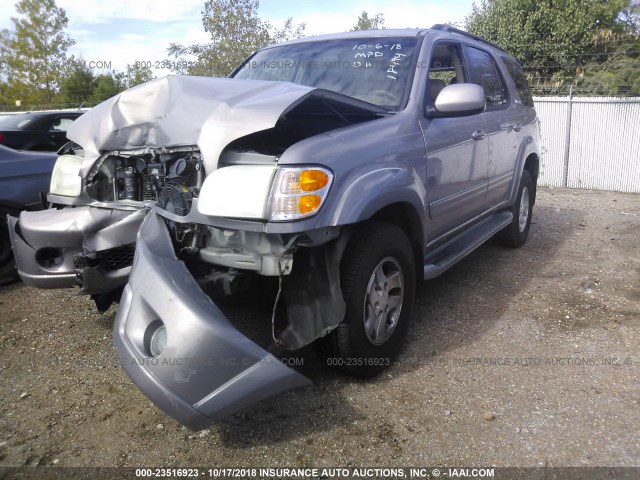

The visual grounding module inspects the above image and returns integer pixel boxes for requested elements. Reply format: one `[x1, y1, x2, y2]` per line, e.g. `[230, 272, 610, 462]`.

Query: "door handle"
[472, 129, 487, 140]
[513, 123, 523, 132]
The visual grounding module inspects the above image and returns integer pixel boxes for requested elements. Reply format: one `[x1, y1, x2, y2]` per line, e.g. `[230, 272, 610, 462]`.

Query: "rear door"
[463, 46, 517, 207]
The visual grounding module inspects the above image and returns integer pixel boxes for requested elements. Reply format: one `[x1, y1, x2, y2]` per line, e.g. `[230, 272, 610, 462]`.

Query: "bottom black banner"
[0, 466, 639, 480]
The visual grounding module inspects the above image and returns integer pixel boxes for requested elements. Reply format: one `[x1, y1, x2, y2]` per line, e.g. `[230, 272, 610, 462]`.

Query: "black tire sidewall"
[497, 170, 534, 248]
[338, 222, 416, 373]
[514, 170, 534, 245]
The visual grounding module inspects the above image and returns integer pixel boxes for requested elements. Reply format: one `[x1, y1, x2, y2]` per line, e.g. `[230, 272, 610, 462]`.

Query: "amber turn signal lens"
[299, 170, 329, 192]
[298, 194, 322, 213]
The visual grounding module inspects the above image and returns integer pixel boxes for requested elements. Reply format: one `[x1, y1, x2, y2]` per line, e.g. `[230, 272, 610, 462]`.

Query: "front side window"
[233, 37, 420, 111]
[465, 46, 508, 109]
[426, 42, 466, 103]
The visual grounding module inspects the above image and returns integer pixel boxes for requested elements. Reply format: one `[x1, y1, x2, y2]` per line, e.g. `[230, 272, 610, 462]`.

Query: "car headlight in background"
[269, 167, 333, 221]
[49, 154, 83, 197]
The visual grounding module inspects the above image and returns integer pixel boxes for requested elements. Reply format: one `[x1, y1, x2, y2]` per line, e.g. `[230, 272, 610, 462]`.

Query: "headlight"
[197, 165, 276, 219]
[50, 154, 83, 197]
[269, 167, 333, 221]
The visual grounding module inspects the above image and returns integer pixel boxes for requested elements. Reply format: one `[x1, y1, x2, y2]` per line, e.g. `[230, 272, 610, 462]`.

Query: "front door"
[420, 41, 489, 241]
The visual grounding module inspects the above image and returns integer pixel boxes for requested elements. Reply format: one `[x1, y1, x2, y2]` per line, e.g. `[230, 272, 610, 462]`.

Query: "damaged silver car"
[8, 26, 540, 429]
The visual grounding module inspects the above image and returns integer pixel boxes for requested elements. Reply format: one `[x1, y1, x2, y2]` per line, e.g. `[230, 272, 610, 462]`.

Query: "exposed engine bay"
[57, 78, 386, 347]
[83, 146, 205, 246]
[79, 142, 346, 349]
[86, 147, 202, 206]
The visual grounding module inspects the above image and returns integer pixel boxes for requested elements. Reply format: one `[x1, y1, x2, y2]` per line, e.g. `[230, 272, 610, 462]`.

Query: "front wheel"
[496, 170, 534, 248]
[318, 222, 416, 377]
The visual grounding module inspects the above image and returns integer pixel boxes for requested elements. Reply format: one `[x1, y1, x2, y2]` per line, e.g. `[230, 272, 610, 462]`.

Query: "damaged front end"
[8, 74, 388, 426]
[8, 206, 143, 301]
[8, 143, 205, 310]
[114, 212, 313, 430]
[114, 191, 349, 428]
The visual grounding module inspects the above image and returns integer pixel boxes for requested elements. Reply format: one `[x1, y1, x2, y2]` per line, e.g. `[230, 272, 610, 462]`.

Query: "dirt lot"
[0, 187, 638, 469]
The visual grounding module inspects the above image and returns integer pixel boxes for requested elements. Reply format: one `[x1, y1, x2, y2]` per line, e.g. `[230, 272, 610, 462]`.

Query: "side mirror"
[428, 83, 486, 117]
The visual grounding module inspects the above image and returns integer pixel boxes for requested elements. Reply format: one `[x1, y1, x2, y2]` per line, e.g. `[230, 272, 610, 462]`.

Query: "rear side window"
[465, 46, 508, 109]
[502, 56, 534, 107]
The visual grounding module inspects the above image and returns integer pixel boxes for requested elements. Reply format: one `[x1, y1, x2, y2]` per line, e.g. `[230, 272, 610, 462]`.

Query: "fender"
[506, 133, 539, 206]
[330, 166, 428, 230]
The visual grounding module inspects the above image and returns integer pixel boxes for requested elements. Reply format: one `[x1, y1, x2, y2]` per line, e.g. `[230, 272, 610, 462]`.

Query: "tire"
[319, 221, 416, 377]
[0, 208, 19, 286]
[496, 170, 534, 248]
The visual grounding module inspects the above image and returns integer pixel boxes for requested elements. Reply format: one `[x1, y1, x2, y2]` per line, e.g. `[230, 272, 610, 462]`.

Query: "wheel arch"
[368, 202, 424, 276]
[522, 152, 540, 203]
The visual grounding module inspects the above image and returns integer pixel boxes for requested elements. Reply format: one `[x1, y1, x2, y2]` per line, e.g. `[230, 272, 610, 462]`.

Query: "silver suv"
[8, 25, 540, 429]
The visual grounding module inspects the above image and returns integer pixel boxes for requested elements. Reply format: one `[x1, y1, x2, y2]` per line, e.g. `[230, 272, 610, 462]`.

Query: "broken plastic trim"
[113, 211, 311, 430]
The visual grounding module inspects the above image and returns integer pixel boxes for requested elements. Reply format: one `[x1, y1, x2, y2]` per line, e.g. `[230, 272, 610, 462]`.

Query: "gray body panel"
[9, 207, 144, 291]
[7, 28, 541, 426]
[113, 212, 311, 430]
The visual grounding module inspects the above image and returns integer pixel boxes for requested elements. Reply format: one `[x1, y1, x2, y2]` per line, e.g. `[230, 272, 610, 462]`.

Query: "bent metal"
[7, 25, 540, 429]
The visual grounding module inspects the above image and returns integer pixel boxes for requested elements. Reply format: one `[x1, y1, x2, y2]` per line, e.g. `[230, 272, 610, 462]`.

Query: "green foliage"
[167, 0, 305, 77]
[466, 0, 640, 95]
[57, 61, 141, 108]
[90, 72, 126, 104]
[126, 63, 155, 87]
[576, 37, 640, 95]
[0, 80, 9, 109]
[351, 11, 385, 31]
[0, 0, 75, 104]
[58, 60, 95, 107]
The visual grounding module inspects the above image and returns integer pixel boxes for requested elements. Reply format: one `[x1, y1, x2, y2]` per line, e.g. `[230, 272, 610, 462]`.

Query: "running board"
[423, 211, 513, 280]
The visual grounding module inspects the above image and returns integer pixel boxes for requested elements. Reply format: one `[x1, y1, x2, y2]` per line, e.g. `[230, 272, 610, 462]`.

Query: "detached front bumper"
[113, 211, 311, 430]
[8, 206, 145, 293]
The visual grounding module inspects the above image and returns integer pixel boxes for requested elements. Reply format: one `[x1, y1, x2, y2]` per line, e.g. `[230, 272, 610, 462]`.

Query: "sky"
[0, 0, 474, 75]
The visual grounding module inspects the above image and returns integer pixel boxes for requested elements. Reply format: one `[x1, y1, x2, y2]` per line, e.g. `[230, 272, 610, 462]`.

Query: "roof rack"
[430, 24, 506, 53]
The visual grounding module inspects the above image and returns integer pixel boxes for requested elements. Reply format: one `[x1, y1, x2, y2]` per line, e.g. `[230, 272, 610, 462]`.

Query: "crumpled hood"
[68, 75, 315, 174]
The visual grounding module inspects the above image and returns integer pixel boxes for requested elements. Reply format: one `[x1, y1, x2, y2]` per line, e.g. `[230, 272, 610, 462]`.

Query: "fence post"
[562, 85, 574, 188]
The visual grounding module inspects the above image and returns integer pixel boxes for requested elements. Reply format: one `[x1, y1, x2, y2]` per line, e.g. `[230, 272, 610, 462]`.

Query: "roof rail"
[430, 24, 506, 53]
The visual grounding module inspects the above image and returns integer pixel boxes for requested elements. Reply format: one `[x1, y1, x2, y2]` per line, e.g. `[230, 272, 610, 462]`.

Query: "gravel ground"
[0, 187, 638, 469]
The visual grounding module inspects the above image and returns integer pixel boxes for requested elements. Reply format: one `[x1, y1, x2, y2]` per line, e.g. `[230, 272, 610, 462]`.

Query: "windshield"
[0, 113, 39, 129]
[233, 37, 420, 111]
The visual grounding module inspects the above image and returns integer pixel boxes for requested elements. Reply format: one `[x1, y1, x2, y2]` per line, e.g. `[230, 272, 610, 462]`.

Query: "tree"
[620, 0, 640, 32]
[90, 72, 126, 105]
[59, 60, 95, 107]
[0, 0, 75, 104]
[466, 0, 640, 95]
[0, 80, 10, 110]
[167, 0, 305, 77]
[351, 11, 385, 31]
[126, 63, 154, 87]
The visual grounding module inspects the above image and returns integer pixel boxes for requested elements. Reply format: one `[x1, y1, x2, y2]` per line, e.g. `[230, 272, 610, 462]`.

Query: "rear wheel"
[319, 222, 416, 377]
[496, 170, 534, 248]
[0, 208, 19, 285]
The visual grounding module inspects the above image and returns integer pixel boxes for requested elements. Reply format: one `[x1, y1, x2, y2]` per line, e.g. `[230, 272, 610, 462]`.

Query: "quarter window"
[502, 56, 534, 107]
